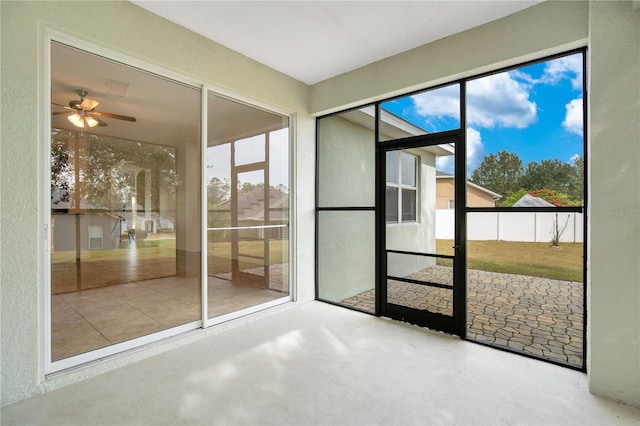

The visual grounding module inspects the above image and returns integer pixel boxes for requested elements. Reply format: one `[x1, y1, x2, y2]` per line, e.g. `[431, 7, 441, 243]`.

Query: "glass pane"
[380, 83, 461, 141]
[466, 53, 584, 208]
[385, 187, 399, 223]
[466, 214, 584, 368]
[317, 107, 375, 207]
[235, 134, 265, 166]
[317, 211, 375, 313]
[386, 151, 399, 184]
[207, 93, 289, 319]
[401, 189, 417, 222]
[50, 42, 201, 362]
[401, 153, 416, 186]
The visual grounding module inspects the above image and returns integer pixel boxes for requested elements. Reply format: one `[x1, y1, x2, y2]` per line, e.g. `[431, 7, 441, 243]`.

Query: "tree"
[470, 151, 524, 201]
[528, 189, 580, 207]
[207, 177, 230, 205]
[499, 189, 529, 207]
[238, 181, 264, 195]
[520, 159, 580, 198]
[51, 128, 178, 214]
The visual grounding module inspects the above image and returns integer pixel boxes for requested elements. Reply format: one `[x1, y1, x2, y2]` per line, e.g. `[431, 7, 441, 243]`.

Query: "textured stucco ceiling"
[131, 1, 543, 85]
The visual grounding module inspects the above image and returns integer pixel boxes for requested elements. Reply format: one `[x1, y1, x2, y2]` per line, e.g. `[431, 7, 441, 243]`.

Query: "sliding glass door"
[48, 40, 291, 371]
[50, 42, 202, 365]
[206, 94, 290, 320]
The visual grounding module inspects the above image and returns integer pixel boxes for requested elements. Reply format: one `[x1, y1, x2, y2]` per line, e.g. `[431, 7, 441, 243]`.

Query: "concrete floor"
[2, 302, 638, 425]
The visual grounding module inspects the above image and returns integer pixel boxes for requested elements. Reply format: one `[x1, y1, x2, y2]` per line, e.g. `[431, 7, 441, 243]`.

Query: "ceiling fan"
[52, 89, 136, 129]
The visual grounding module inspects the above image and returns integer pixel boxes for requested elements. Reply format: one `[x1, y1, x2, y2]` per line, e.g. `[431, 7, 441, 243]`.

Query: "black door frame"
[375, 122, 467, 337]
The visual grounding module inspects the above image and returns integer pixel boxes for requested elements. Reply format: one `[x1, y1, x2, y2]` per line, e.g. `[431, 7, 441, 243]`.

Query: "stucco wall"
[310, 0, 639, 408]
[316, 115, 376, 302]
[587, 0, 640, 407]
[0, 0, 314, 406]
[435, 179, 496, 209]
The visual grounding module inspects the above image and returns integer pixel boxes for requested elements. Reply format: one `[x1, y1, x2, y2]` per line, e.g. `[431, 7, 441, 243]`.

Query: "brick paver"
[342, 265, 584, 368]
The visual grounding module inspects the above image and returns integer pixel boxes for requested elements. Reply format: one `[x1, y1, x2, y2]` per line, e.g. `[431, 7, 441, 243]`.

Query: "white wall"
[310, 0, 639, 408]
[0, 1, 314, 407]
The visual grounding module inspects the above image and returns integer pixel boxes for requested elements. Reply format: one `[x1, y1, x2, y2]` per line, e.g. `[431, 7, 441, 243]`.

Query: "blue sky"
[381, 52, 584, 176]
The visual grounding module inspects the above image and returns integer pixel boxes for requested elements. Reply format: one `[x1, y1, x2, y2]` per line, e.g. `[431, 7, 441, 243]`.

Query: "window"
[386, 151, 418, 223]
[448, 200, 455, 209]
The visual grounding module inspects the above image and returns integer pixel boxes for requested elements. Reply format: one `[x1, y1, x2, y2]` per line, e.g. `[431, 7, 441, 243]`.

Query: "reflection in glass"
[50, 43, 201, 362]
[50, 132, 201, 361]
[206, 93, 289, 319]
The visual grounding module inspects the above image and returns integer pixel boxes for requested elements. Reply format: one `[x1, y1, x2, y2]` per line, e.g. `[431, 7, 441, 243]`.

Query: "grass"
[436, 239, 583, 282]
[53, 238, 289, 274]
[53, 237, 580, 283]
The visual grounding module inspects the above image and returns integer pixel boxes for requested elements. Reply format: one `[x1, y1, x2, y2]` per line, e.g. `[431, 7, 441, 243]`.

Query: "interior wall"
[587, 0, 640, 407]
[310, 0, 639, 408]
[0, 0, 314, 407]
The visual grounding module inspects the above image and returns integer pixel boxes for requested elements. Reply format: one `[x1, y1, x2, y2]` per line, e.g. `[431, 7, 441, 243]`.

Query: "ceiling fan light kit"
[68, 112, 98, 128]
[53, 88, 136, 130]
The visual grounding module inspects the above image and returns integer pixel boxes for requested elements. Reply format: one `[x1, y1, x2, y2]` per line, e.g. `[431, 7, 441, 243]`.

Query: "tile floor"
[52, 274, 288, 361]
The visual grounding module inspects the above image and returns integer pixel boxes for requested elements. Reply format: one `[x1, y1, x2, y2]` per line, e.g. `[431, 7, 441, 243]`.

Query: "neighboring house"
[217, 186, 289, 239]
[512, 193, 555, 207]
[435, 172, 502, 208]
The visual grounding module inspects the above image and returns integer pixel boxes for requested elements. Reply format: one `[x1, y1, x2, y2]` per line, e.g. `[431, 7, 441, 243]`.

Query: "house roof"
[435, 173, 502, 199]
[220, 186, 289, 222]
[512, 194, 555, 207]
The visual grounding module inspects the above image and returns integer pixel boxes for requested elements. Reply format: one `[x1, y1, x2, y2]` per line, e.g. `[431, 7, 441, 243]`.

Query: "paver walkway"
[342, 265, 584, 368]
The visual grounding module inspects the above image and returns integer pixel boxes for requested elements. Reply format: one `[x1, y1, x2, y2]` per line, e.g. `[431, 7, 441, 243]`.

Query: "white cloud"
[563, 98, 583, 136]
[542, 54, 583, 90]
[412, 84, 460, 122]
[467, 73, 537, 129]
[436, 127, 485, 177]
[465, 128, 485, 174]
[412, 73, 537, 131]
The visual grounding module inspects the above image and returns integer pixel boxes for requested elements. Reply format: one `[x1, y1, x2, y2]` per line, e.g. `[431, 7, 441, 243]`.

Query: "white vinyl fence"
[436, 210, 584, 243]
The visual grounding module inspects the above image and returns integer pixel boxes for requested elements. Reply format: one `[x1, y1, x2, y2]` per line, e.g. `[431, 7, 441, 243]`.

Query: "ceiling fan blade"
[52, 103, 75, 111]
[88, 113, 108, 127]
[80, 97, 99, 111]
[52, 111, 72, 116]
[92, 111, 136, 122]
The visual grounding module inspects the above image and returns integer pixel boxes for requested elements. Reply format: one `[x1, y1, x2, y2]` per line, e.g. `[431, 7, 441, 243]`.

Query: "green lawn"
[51, 238, 177, 263]
[52, 238, 289, 274]
[437, 239, 583, 282]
